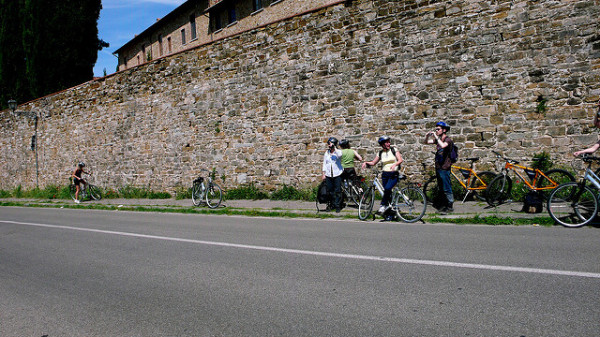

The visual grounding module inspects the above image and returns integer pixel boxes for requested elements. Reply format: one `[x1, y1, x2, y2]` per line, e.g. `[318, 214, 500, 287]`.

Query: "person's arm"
[574, 143, 600, 157]
[424, 132, 436, 144]
[390, 151, 403, 171]
[353, 150, 363, 162]
[71, 169, 78, 180]
[362, 156, 380, 169]
[322, 152, 328, 180]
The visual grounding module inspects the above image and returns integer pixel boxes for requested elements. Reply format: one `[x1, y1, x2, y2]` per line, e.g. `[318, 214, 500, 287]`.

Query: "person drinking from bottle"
[424, 121, 454, 214]
[322, 137, 343, 213]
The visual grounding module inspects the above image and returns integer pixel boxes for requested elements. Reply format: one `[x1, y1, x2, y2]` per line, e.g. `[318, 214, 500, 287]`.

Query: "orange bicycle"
[423, 157, 496, 204]
[485, 151, 574, 206]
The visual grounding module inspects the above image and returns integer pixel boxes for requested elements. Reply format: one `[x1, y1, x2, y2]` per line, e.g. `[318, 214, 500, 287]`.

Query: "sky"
[93, 0, 187, 77]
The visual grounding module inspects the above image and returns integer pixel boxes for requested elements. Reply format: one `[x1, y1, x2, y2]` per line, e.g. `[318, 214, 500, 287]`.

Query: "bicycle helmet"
[78, 162, 85, 168]
[339, 139, 350, 149]
[327, 137, 338, 146]
[377, 136, 391, 145]
[436, 121, 450, 131]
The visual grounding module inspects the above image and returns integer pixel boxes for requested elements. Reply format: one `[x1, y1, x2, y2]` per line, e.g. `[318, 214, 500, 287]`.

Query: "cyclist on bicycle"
[339, 139, 363, 184]
[72, 162, 90, 203]
[322, 137, 343, 213]
[424, 121, 454, 214]
[573, 100, 600, 157]
[362, 136, 403, 215]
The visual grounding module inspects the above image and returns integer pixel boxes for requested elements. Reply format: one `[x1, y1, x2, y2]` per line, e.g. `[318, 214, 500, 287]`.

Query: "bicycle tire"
[537, 169, 575, 199]
[423, 176, 439, 204]
[88, 185, 102, 200]
[69, 184, 78, 201]
[470, 171, 497, 201]
[393, 186, 427, 223]
[347, 180, 366, 207]
[547, 182, 598, 228]
[191, 182, 203, 206]
[485, 174, 513, 206]
[206, 182, 223, 209]
[358, 187, 375, 220]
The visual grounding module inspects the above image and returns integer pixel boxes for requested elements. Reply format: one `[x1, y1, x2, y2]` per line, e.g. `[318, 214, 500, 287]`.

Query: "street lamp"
[7, 99, 17, 113]
[8, 99, 39, 188]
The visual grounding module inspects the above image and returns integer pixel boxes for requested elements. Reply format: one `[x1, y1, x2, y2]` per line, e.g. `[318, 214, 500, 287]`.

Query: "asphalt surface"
[1, 207, 599, 336]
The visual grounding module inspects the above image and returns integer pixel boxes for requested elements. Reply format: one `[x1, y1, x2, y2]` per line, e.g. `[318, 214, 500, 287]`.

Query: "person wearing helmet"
[573, 100, 600, 156]
[72, 162, 90, 203]
[322, 137, 343, 212]
[339, 139, 363, 183]
[424, 121, 455, 214]
[362, 136, 403, 216]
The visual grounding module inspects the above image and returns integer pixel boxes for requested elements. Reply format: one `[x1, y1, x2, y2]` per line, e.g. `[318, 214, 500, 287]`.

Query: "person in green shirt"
[339, 139, 363, 184]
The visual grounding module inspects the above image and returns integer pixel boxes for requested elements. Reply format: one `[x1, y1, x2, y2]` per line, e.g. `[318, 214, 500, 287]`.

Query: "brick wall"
[1, 0, 599, 193]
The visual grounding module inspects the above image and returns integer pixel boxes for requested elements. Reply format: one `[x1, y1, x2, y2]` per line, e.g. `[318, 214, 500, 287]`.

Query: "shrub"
[270, 184, 313, 201]
[226, 184, 268, 200]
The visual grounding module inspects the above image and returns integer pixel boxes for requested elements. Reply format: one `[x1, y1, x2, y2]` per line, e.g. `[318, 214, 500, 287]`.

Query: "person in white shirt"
[322, 137, 344, 212]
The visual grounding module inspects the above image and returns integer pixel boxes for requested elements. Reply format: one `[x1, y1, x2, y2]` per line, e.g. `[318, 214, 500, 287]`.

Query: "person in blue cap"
[424, 122, 455, 214]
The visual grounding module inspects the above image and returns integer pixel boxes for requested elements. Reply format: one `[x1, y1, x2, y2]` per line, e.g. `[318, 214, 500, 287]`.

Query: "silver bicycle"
[547, 155, 600, 228]
[358, 170, 427, 223]
[191, 169, 223, 208]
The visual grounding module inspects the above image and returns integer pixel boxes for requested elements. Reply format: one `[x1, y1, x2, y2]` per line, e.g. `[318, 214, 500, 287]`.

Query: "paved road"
[1, 207, 599, 336]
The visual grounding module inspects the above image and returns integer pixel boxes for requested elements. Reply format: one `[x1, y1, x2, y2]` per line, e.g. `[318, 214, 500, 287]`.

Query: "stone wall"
[1, 0, 599, 192]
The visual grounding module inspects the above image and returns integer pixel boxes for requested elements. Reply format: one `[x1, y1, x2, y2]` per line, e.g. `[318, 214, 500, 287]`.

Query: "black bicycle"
[69, 177, 102, 202]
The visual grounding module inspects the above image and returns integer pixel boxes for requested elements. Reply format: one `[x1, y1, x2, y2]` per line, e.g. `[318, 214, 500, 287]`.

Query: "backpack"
[449, 144, 459, 163]
[316, 181, 330, 204]
[522, 191, 543, 213]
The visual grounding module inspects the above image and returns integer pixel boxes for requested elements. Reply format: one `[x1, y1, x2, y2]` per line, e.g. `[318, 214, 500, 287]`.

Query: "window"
[190, 14, 197, 40]
[181, 28, 186, 45]
[167, 37, 172, 53]
[158, 34, 163, 56]
[228, 7, 236, 25]
[253, 0, 263, 12]
[215, 13, 222, 31]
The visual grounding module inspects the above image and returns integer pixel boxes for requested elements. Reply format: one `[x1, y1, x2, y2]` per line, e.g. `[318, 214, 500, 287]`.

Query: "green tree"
[0, 0, 107, 109]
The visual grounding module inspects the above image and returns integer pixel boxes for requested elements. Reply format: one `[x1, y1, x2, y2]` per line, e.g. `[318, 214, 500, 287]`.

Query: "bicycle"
[423, 157, 496, 204]
[69, 176, 102, 202]
[358, 170, 427, 223]
[191, 169, 223, 208]
[341, 174, 367, 207]
[547, 155, 600, 228]
[485, 151, 575, 207]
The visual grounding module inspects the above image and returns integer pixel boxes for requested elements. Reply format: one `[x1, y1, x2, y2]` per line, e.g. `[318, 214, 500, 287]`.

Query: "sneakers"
[377, 205, 391, 214]
[74, 199, 80, 204]
[439, 205, 454, 215]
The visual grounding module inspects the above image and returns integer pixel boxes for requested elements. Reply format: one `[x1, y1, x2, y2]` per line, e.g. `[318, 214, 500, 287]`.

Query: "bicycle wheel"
[69, 184, 78, 201]
[485, 174, 512, 206]
[206, 182, 223, 209]
[547, 182, 598, 228]
[423, 176, 440, 204]
[393, 186, 427, 223]
[358, 187, 375, 220]
[347, 180, 366, 207]
[470, 171, 497, 201]
[88, 185, 102, 200]
[191, 182, 203, 206]
[537, 169, 575, 199]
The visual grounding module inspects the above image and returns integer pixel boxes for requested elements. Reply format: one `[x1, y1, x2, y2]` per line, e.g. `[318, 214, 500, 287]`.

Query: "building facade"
[114, 0, 343, 72]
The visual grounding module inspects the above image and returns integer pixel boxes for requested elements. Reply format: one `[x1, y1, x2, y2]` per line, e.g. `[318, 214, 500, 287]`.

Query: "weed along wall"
[1, 0, 599, 193]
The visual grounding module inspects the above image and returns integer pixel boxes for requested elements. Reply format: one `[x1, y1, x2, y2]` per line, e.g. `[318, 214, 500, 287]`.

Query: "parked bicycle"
[69, 176, 102, 202]
[423, 157, 496, 204]
[547, 155, 600, 228]
[358, 170, 426, 223]
[341, 174, 367, 207]
[191, 169, 223, 208]
[485, 151, 574, 207]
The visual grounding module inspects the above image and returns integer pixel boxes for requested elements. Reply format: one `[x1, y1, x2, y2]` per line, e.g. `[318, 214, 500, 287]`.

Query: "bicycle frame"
[500, 162, 557, 191]
[583, 167, 600, 190]
[450, 165, 488, 191]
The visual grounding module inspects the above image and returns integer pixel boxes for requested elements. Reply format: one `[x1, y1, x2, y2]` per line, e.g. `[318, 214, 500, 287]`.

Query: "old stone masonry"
[1, 0, 599, 193]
